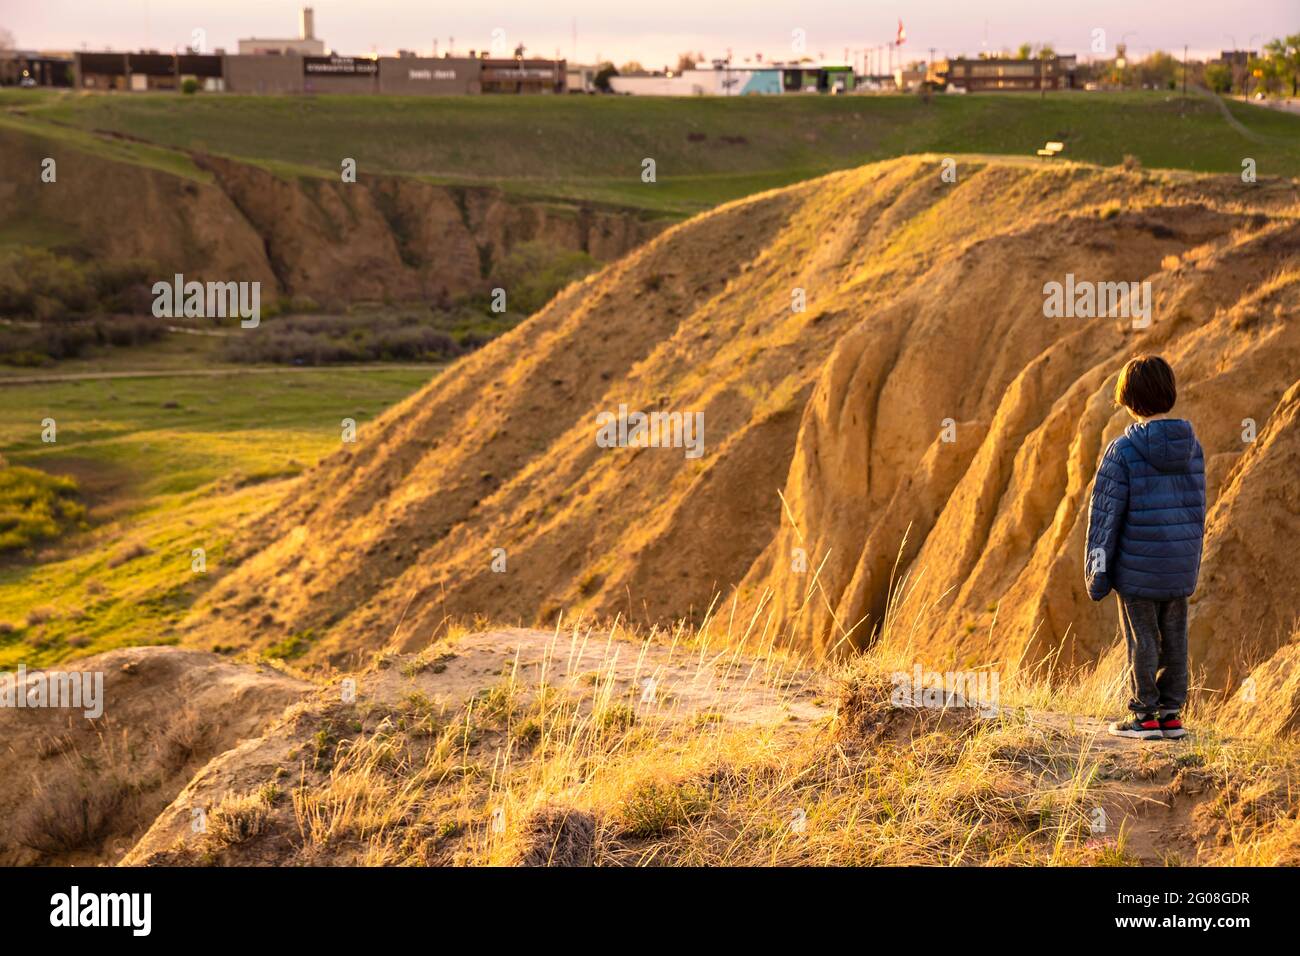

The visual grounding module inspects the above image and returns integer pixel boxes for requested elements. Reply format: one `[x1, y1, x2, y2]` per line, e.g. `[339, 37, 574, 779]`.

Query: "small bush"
[157, 706, 210, 772]
[504, 806, 597, 866]
[616, 779, 709, 838]
[0, 317, 166, 366]
[489, 240, 599, 316]
[0, 466, 85, 553]
[221, 312, 466, 365]
[0, 247, 157, 319]
[206, 791, 271, 847]
[15, 775, 131, 854]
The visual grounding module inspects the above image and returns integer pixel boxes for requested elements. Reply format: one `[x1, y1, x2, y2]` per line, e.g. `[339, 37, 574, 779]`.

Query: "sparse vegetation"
[206, 790, 272, 847]
[113, 587, 1300, 868]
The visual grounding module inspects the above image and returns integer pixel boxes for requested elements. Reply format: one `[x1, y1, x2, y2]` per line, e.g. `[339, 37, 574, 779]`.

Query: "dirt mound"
[121, 626, 823, 865]
[119, 627, 1298, 867]
[500, 806, 597, 866]
[182, 157, 1297, 716]
[0, 646, 309, 865]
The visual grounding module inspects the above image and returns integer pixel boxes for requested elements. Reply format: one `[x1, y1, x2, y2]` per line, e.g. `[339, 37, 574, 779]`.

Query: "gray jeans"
[1117, 594, 1189, 716]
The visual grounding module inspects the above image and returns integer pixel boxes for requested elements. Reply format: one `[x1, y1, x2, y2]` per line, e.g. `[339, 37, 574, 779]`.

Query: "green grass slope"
[0, 365, 434, 667]
[5, 89, 1299, 215]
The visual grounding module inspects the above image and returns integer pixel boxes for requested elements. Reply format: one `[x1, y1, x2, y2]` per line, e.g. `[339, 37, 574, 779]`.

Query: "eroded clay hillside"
[0, 125, 659, 306]
[185, 156, 1299, 704]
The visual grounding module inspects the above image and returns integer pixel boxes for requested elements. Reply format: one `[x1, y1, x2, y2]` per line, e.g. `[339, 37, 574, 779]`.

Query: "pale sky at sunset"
[4, 0, 1295, 67]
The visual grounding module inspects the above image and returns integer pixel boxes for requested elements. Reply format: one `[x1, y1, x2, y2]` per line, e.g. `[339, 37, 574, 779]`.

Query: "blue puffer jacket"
[1085, 418, 1206, 601]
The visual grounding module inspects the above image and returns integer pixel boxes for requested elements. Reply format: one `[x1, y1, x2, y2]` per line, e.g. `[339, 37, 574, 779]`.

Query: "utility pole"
[1182, 44, 1188, 114]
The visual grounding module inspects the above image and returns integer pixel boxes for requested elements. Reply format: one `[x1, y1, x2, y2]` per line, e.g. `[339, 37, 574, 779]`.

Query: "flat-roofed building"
[775, 63, 856, 94]
[610, 66, 782, 95]
[939, 56, 1076, 92]
[239, 36, 326, 56]
[377, 56, 481, 94]
[565, 63, 599, 93]
[75, 50, 224, 91]
[75, 51, 129, 90]
[1, 50, 74, 87]
[222, 53, 303, 93]
[127, 52, 179, 90]
[177, 53, 225, 91]
[301, 54, 378, 93]
[481, 58, 565, 93]
[238, 5, 327, 56]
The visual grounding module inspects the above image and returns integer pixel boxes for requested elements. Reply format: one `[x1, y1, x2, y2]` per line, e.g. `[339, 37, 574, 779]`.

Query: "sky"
[3, 0, 1295, 68]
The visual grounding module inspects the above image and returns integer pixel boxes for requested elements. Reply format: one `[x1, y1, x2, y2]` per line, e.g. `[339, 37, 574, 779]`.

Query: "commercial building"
[0, 50, 74, 87]
[302, 54, 378, 94]
[1216, 50, 1257, 90]
[779, 63, 856, 93]
[566, 64, 600, 94]
[938, 55, 1078, 92]
[73, 51, 496, 96]
[377, 56, 482, 95]
[610, 65, 785, 95]
[222, 53, 303, 94]
[481, 58, 565, 93]
[64, 3, 560, 99]
[75, 51, 223, 91]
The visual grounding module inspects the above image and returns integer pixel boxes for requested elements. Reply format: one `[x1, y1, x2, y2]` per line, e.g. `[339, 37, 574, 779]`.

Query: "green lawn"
[0, 364, 435, 666]
[5, 89, 1298, 214]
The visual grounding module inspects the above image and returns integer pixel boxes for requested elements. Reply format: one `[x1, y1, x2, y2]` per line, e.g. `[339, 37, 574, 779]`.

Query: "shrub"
[15, 775, 131, 854]
[0, 466, 85, 553]
[489, 240, 599, 316]
[221, 312, 466, 365]
[206, 791, 271, 846]
[0, 248, 157, 320]
[616, 779, 710, 838]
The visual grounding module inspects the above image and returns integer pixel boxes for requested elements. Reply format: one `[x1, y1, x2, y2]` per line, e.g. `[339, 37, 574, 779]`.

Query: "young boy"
[1085, 355, 1206, 740]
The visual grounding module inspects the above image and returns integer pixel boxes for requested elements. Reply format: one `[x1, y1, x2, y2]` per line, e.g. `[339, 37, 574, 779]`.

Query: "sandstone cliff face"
[746, 208, 1300, 698]
[0, 126, 662, 307]
[183, 156, 1298, 701]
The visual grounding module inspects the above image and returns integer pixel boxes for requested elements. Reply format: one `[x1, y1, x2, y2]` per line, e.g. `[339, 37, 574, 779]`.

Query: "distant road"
[1231, 95, 1300, 116]
[0, 364, 441, 386]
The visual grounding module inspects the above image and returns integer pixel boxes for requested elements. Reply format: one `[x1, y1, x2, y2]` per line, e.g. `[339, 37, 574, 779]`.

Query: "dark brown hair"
[1115, 355, 1177, 417]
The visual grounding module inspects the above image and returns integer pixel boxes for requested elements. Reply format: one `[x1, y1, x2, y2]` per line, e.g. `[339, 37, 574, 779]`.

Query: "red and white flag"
[896, 19, 907, 46]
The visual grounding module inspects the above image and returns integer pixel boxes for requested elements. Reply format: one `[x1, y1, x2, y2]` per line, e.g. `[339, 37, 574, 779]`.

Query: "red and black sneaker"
[1107, 714, 1163, 740]
[1159, 713, 1187, 740]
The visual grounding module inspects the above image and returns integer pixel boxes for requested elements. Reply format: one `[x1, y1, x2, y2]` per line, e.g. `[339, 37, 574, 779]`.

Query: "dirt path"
[1196, 87, 1269, 142]
[391, 626, 831, 728]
